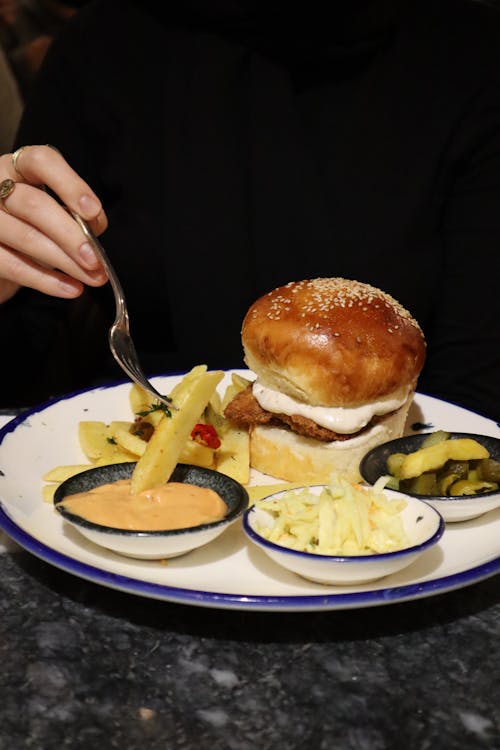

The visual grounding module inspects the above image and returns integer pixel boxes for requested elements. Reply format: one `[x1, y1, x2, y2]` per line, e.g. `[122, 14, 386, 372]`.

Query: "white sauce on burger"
[252, 381, 411, 434]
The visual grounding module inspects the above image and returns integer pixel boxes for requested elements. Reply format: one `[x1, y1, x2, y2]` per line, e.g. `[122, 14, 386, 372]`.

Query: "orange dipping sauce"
[58, 479, 227, 531]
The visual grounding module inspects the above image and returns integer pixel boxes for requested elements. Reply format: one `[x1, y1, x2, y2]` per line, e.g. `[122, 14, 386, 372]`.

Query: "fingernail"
[78, 194, 100, 216]
[59, 280, 81, 297]
[88, 268, 108, 283]
[79, 241, 99, 269]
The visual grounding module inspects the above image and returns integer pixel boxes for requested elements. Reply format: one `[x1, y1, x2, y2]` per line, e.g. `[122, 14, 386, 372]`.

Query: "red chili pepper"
[191, 423, 221, 449]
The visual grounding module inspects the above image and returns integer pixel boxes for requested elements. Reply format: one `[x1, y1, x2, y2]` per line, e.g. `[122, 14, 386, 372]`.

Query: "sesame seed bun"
[242, 278, 426, 408]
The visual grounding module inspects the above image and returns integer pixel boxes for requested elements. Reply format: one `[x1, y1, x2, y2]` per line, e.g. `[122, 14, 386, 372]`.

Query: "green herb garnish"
[136, 397, 174, 419]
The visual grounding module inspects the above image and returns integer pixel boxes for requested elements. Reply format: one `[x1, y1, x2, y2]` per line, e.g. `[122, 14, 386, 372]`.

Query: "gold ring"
[11, 145, 31, 181]
[0, 178, 16, 212]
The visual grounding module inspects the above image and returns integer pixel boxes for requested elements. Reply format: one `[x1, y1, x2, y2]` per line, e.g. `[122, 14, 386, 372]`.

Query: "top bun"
[242, 278, 426, 407]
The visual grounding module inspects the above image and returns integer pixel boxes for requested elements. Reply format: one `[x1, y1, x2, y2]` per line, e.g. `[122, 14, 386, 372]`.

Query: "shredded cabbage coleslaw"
[255, 475, 408, 556]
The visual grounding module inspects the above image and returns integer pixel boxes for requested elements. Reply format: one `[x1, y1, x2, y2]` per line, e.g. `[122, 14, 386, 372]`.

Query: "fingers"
[0, 241, 85, 298]
[0, 146, 110, 299]
[4, 145, 108, 233]
[1, 181, 106, 276]
[0, 197, 107, 286]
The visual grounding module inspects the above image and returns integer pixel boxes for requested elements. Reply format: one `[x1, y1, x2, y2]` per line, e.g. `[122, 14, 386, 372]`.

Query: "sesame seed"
[255, 277, 423, 334]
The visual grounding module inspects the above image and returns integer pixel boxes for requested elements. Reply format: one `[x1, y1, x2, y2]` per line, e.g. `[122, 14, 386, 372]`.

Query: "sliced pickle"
[421, 430, 450, 448]
[384, 475, 401, 491]
[386, 452, 406, 477]
[384, 433, 498, 497]
[477, 458, 500, 483]
[436, 460, 469, 495]
[401, 472, 439, 495]
[449, 479, 499, 496]
[438, 473, 461, 496]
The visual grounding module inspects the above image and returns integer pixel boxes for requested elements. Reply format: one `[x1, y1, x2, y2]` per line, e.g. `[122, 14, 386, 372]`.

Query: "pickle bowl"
[359, 432, 500, 523]
[53, 462, 249, 559]
[242, 486, 444, 585]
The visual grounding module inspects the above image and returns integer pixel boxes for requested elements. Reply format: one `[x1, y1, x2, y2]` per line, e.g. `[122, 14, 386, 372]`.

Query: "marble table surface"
[1, 416, 500, 749]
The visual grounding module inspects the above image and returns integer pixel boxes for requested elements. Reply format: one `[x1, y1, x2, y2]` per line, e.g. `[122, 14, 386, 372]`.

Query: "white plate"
[1, 370, 500, 612]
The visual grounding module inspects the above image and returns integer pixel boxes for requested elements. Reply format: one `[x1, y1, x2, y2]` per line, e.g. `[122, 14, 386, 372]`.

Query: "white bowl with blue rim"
[360, 432, 500, 523]
[243, 485, 444, 585]
[54, 462, 248, 559]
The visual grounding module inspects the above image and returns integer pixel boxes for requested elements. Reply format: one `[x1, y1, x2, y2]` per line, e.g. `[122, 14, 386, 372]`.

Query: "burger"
[224, 277, 426, 483]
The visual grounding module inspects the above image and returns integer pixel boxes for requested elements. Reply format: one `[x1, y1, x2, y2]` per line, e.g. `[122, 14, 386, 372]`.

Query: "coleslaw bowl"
[243, 486, 444, 585]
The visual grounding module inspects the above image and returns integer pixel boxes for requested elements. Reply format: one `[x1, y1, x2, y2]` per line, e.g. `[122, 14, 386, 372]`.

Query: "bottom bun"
[249, 397, 413, 484]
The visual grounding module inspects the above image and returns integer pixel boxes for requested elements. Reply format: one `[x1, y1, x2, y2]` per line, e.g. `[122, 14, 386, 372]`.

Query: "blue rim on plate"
[1, 374, 500, 612]
[2, 502, 500, 611]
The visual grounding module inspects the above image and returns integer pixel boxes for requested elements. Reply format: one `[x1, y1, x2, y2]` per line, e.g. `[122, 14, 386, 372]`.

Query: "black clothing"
[5, 0, 500, 420]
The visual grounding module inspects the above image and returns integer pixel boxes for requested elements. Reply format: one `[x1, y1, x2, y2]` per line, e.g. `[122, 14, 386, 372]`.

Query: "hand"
[0, 145, 109, 304]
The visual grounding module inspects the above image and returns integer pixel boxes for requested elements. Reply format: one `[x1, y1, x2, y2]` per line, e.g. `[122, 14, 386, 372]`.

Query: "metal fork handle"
[70, 211, 174, 409]
[70, 211, 129, 330]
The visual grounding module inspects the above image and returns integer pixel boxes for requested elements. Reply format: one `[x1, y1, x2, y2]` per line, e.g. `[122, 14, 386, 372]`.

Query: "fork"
[70, 211, 174, 410]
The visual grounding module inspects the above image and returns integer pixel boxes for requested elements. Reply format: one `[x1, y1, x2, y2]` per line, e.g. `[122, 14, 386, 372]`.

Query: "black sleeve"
[418, 78, 500, 422]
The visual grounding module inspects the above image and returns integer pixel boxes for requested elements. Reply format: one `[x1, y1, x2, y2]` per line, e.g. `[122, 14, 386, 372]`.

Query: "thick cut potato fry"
[130, 366, 223, 494]
[215, 426, 250, 484]
[78, 421, 111, 460]
[179, 439, 215, 468]
[42, 464, 93, 482]
[129, 383, 151, 415]
[220, 383, 241, 413]
[231, 372, 252, 389]
[220, 373, 251, 412]
[129, 384, 167, 427]
[208, 390, 222, 415]
[42, 484, 57, 503]
[109, 420, 135, 434]
[113, 427, 147, 458]
[93, 453, 137, 466]
[78, 420, 135, 461]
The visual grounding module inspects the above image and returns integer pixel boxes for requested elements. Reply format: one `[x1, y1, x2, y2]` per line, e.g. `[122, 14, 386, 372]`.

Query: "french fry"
[179, 439, 215, 468]
[231, 372, 252, 390]
[78, 420, 134, 461]
[42, 464, 93, 483]
[129, 383, 150, 415]
[208, 389, 222, 415]
[129, 384, 166, 427]
[130, 366, 224, 494]
[93, 452, 137, 466]
[42, 484, 57, 504]
[113, 426, 147, 458]
[109, 420, 135, 434]
[220, 373, 251, 412]
[203, 400, 229, 436]
[215, 425, 250, 484]
[78, 421, 110, 460]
